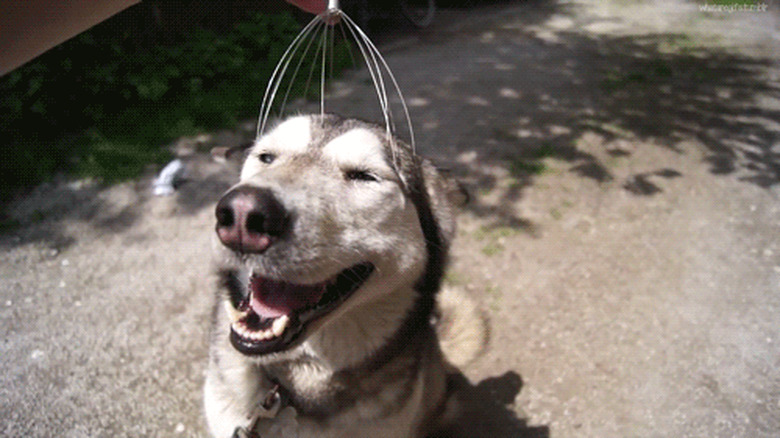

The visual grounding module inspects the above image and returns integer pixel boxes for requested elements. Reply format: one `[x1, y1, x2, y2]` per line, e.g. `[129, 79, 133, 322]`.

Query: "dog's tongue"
[249, 276, 326, 318]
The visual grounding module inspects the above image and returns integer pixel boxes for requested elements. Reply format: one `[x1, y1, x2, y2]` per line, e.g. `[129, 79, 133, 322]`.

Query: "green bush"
[1, 11, 346, 203]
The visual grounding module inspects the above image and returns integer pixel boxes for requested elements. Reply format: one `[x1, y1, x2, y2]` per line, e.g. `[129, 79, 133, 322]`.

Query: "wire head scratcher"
[256, 0, 415, 154]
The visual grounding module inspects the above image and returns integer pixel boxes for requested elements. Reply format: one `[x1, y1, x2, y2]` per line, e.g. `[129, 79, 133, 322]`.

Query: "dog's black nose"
[215, 186, 288, 253]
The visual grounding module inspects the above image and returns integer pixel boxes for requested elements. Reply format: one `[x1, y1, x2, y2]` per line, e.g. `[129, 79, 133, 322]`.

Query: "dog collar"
[233, 383, 287, 438]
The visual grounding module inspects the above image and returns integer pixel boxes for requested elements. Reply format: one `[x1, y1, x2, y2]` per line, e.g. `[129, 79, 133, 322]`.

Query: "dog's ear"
[435, 167, 470, 208]
[420, 160, 468, 245]
[211, 142, 253, 164]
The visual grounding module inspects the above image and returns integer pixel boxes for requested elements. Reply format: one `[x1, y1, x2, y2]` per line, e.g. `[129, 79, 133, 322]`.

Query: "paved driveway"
[2, 1, 779, 436]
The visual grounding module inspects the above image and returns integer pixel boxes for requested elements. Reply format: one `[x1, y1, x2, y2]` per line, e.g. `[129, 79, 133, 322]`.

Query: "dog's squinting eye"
[258, 153, 276, 164]
[345, 170, 378, 182]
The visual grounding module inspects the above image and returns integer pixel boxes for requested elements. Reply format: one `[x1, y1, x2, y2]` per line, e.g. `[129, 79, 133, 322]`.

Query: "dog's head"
[213, 114, 460, 362]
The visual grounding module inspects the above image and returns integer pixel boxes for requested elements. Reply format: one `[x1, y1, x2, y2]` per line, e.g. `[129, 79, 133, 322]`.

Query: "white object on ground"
[152, 159, 185, 196]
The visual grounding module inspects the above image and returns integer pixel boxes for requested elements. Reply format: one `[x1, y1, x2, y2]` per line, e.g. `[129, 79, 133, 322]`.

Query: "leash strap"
[231, 384, 285, 438]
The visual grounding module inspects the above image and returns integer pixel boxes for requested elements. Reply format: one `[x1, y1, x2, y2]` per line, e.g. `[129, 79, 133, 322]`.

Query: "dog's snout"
[215, 186, 288, 253]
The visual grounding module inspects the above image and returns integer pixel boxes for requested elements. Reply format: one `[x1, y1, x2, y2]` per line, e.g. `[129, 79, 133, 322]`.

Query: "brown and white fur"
[204, 114, 481, 438]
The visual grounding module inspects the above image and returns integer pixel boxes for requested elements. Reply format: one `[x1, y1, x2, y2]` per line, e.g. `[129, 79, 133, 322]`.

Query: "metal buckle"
[233, 384, 283, 438]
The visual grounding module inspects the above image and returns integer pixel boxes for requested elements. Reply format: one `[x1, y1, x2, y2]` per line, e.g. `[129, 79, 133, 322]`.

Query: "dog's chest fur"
[206, 309, 447, 438]
[265, 330, 440, 435]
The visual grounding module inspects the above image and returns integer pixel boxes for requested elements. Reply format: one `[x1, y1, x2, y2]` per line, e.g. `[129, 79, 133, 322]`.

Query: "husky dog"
[204, 114, 481, 438]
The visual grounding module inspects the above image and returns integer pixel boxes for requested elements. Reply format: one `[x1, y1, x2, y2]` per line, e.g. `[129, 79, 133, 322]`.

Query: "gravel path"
[2, 1, 779, 436]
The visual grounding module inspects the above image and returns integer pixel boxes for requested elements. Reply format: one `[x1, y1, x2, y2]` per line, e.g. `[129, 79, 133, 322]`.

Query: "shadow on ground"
[2, 0, 776, 435]
[0, 146, 241, 252]
[436, 371, 549, 438]
[1, 0, 777, 335]
[4, 1, 779, 245]
[337, 0, 780, 233]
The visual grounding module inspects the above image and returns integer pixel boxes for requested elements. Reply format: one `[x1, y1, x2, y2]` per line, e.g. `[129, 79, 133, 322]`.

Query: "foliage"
[1, 11, 344, 203]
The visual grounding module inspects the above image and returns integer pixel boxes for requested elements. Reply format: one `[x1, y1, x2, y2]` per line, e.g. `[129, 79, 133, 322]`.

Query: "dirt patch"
[2, 1, 779, 436]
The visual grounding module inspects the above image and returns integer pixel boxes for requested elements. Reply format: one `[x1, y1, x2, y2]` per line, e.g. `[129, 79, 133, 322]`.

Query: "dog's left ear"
[210, 142, 254, 164]
[420, 160, 468, 245]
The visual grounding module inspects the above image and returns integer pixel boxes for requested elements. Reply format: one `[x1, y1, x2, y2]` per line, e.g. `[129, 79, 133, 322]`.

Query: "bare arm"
[0, 0, 139, 75]
[0, 0, 328, 76]
[286, 0, 327, 15]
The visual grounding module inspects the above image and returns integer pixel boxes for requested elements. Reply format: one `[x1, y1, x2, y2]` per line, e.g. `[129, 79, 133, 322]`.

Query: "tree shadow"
[585, 34, 780, 187]
[0, 150, 240, 252]
[311, 0, 780, 235]
[6, 0, 779, 245]
[3, 3, 778, 437]
[433, 371, 549, 438]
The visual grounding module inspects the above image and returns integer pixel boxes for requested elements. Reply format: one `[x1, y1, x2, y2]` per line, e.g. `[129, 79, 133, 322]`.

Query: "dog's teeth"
[272, 315, 289, 337]
[253, 329, 272, 341]
[231, 321, 246, 337]
[231, 314, 289, 343]
[224, 301, 248, 323]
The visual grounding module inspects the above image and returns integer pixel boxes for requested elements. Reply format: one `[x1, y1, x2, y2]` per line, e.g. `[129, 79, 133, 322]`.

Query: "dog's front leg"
[204, 348, 274, 438]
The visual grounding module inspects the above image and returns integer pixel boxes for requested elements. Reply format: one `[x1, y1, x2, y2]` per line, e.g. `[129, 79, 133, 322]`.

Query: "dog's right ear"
[420, 161, 470, 248]
[211, 142, 254, 164]
[434, 168, 470, 208]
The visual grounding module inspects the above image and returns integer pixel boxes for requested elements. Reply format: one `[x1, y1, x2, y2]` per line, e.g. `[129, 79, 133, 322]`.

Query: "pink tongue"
[249, 276, 326, 319]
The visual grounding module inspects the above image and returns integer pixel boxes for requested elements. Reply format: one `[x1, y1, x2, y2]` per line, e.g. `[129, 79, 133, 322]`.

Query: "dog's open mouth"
[227, 263, 374, 355]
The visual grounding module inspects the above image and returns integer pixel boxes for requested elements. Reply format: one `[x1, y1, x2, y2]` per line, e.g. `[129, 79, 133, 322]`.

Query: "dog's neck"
[260, 285, 431, 417]
[304, 285, 418, 370]
[259, 285, 418, 395]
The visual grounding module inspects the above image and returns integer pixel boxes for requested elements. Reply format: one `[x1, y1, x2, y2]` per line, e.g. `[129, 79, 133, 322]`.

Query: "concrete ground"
[2, 1, 779, 437]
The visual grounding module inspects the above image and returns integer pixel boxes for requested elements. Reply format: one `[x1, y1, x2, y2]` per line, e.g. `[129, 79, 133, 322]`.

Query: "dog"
[204, 114, 483, 438]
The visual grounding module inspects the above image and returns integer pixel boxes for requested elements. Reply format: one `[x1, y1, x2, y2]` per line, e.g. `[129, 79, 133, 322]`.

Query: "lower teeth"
[230, 312, 290, 342]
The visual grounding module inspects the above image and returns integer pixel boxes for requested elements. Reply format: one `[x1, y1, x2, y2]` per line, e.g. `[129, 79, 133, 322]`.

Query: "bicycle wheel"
[399, 0, 435, 28]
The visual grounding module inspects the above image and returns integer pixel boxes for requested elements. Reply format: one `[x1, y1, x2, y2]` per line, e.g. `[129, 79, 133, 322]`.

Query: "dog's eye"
[258, 153, 276, 164]
[345, 169, 378, 182]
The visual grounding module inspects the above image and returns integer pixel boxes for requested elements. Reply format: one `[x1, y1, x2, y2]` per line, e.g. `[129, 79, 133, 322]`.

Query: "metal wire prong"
[256, 4, 416, 161]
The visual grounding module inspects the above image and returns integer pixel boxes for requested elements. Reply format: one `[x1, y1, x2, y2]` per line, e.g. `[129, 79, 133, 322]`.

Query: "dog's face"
[214, 115, 457, 362]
